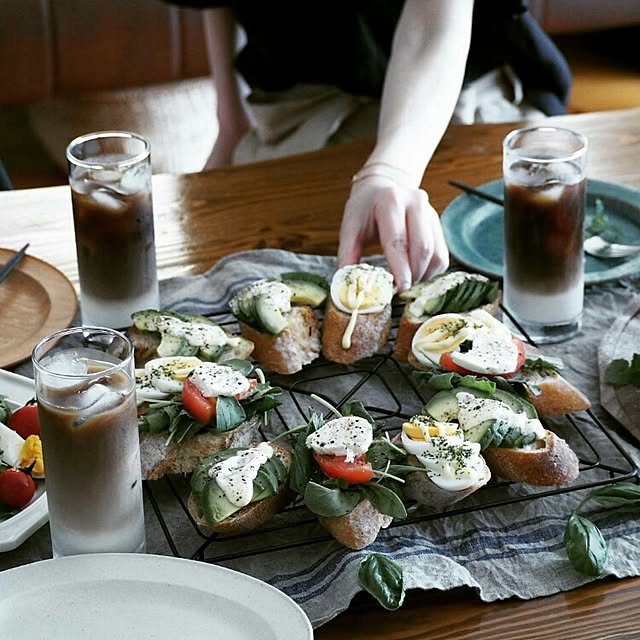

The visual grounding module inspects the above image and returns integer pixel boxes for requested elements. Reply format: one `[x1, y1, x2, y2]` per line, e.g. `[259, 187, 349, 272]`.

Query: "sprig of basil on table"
[358, 553, 406, 611]
[564, 482, 640, 576]
[605, 354, 640, 387]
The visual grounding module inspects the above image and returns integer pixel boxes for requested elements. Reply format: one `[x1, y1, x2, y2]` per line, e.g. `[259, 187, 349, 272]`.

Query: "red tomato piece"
[181, 377, 258, 424]
[0, 469, 36, 509]
[8, 404, 40, 438]
[313, 452, 374, 485]
[439, 337, 526, 379]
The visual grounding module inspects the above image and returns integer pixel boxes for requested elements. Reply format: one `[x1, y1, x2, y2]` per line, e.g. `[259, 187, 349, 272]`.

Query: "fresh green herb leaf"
[361, 483, 407, 519]
[223, 358, 255, 376]
[341, 400, 376, 425]
[0, 396, 11, 424]
[585, 198, 621, 241]
[303, 481, 361, 517]
[414, 370, 496, 394]
[605, 354, 640, 387]
[583, 482, 640, 510]
[564, 513, 608, 577]
[358, 553, 406, 611]
[524, 355, 564, 372]
[215, 396, 246, 432]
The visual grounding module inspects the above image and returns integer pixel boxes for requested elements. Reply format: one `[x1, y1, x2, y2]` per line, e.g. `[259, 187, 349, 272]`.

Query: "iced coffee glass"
[502, 126, 588, 344]
[66, 131, 159, 329]
[32, 327, 146, 558]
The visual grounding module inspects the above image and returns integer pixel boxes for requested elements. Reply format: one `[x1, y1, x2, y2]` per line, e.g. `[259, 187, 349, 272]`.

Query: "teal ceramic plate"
[442, 178, 640, 285]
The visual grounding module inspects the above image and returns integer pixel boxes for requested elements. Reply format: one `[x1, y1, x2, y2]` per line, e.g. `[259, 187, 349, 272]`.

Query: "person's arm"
[202, 7, 251, 168]
[338, 0, 475, 291]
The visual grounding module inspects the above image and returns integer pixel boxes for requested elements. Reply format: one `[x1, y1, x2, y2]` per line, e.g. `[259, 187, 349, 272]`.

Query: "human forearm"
[366, 0, 474, 184]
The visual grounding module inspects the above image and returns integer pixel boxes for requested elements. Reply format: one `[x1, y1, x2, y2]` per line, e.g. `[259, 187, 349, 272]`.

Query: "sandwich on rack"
[288, 400, 408, 550]
[229, 272, 328, 375]
[188, 441, 293, 535]
[409, 308, 590, 417]
[322, 263, 395, 364]
[394, 271, 501, 363]
[136, 357, 281, 480]
[126, 309, 254, 367]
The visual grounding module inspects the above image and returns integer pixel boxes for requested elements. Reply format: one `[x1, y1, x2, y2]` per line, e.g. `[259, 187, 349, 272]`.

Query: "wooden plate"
[0, 248, 78, 369]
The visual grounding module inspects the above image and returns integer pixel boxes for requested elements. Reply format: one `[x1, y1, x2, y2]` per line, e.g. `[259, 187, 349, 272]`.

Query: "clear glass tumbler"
[66, 131, 160, 329]
[32, 327, 146, 558]
[502, 126, 588, 344]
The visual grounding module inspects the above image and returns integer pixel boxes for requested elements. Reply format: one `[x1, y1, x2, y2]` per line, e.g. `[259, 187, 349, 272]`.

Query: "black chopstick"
[0, 243, 29, 284]
[448, 179, 504, 206]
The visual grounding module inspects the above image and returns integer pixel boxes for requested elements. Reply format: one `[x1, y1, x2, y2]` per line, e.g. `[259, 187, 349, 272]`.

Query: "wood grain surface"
[2, 107, 640, 638]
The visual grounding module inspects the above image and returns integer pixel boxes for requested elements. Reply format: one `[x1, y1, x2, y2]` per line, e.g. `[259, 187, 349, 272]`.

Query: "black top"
[168, 0, 571, 115]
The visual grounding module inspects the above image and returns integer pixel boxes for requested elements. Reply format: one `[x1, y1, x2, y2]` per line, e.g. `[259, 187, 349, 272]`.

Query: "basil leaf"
[223, 358, 254, 376]
[564, 513, 608, 577]
[341, 400, 376, 426]
[0, 396, 11, 424]
[414, 370, 496, 395]
[303, 481, 360, 517]
[367, 439, 406, 470]
[288, 421, 316, 496]
[358, 553, 406, 611]
[361, 483, 407, 519]
[584, 482, 640, 510]
[524, 354, 564, 372]
[605, 355, 640, 387]
[215, 396, 246, 432]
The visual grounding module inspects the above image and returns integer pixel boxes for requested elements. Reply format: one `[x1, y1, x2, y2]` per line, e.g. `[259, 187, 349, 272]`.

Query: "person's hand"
[337, 176, 449, 293]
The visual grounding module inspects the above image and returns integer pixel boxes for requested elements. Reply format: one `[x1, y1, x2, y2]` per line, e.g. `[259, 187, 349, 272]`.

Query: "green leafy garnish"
[523, 354, 564, 372]
[585, 198, 620, 241]
[564, 482, 640, 576]
[605, 354, 640, 387]
[414, 370, 496, 394]
[0, 396, 11, 424]
[359, 553, 406, 611]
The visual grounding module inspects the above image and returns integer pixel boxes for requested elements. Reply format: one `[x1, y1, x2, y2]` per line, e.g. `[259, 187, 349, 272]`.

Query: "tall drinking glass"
[66, 131, 160, 329]
[502, 126, 588, 344]
[32, 327, 146, 558]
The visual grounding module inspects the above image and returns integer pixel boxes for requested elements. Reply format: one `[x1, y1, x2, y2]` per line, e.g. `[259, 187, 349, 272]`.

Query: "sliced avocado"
[423, 390, 460, 422]
[492, 389, 537, 419]
[201, 482, 242, 526]
[256, 295, 289, 335]
[283, 279, 328, 307]
[156, 333, 199, 358]
[174, 311, 217, 326]
[198, 343, 224, 362]
[280, 271, 329, 291]
[465, 419, 509, 450]
[131, 309, 166, 332]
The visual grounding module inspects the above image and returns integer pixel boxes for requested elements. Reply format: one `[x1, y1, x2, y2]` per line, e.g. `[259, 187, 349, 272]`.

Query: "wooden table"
[3, 107, 640, 638]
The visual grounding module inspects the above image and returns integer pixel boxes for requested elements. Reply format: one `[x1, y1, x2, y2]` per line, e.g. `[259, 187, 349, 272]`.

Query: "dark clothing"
[168, 0, 571, 115]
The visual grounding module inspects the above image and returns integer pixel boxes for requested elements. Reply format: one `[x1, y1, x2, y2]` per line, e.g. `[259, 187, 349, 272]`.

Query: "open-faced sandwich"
[127, 309, 254, 367]
[188, 441, 293, 535]
[394, 271, 501, 363]
[229, 272, 328, 375]
[409, 309, 590, 417]
[422, 378, 580, 486]
[136, 357, 281, 480]
[288, 400, 407, 550]
[322, 263, 395, 364]
[397, 415, 491, 508]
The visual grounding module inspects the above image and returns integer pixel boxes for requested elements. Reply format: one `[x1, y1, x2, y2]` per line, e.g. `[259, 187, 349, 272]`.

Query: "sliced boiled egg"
[411, 313, 477, 367]
[402, 416, 461, 441]
[19, 435, 45, 479]
[136, 356, 203, 402]
[330, 264, 394, 315]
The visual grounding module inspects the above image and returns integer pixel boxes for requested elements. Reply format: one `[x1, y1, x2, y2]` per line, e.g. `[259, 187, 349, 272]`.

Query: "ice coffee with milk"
[67, 132, 159, 329]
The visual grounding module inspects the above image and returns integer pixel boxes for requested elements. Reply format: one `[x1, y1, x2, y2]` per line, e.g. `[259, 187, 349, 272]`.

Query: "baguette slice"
[322, 299, 392, 364]
[394, 297, 501, 364]
[318, 497, 393, 550]
[402, 453, 492, 509]
[519, 368, 591, 417]
[140, 416, 261, 481]
[482, 429, 580, 486]
[187, 444, 294, 535]
[238, 306, 321, 375]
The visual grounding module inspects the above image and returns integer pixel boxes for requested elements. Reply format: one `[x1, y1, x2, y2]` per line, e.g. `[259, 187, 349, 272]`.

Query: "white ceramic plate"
[0, 369, 48, 551]
[0, 553, 313, 639]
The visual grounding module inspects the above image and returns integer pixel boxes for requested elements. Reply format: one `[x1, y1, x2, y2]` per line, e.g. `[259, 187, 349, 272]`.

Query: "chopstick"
[0, 243, 29, 284]
[448, 179, 504, 206]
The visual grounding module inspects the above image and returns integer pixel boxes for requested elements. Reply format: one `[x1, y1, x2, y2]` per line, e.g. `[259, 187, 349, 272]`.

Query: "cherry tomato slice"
[8, 404, 40, 438]
[439, 337, 526, 379]
[0, 469, 36, 509]
[313, 452, 375, 484]
[181, 377, 258, 424]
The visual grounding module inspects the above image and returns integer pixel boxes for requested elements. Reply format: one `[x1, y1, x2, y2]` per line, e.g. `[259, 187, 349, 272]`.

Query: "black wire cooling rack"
[142, 306, 639, 563]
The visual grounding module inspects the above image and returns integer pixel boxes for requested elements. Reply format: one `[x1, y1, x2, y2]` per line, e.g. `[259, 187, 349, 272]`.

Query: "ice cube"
[91, 169, 122, 184]
[73, 388, 123, 424]
[117, 165, 148, 195]
[89, 188, 127, 212]
[45, 351, 89, 377]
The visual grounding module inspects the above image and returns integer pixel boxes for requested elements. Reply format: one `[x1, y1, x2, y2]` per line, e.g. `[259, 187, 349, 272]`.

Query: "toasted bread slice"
[322, 299, 392, 364]
[394, 297, 501, 364]
[402, 453, 491, 509]
[318, 497, 393, 550]
[238, 306, 321, 375]
[519, 368, 591, 417]
[187, 444, 294, 535]
[482, 429, 580, 486]
[140, 416, 261, 481]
